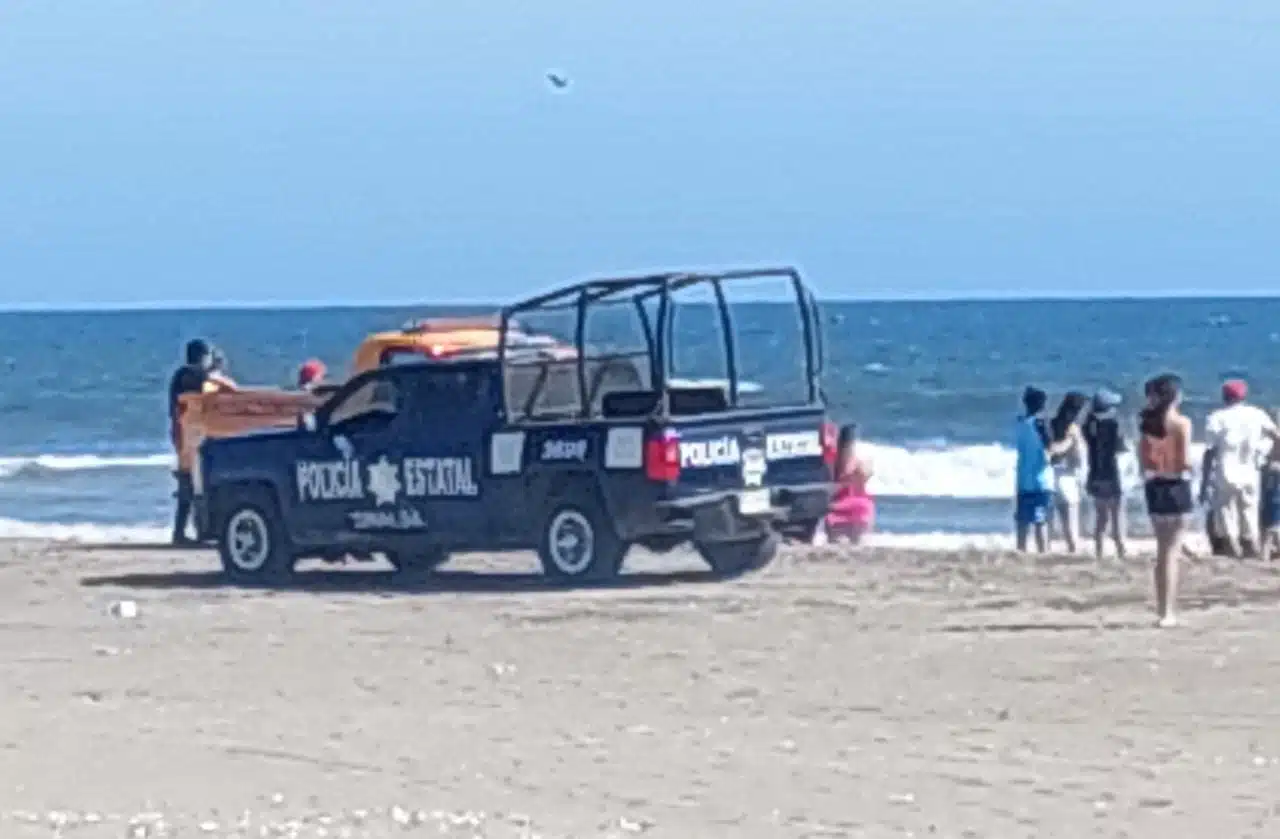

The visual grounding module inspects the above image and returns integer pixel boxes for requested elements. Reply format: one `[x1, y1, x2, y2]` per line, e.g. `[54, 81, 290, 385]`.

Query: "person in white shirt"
[1203, 378, 1280, 557]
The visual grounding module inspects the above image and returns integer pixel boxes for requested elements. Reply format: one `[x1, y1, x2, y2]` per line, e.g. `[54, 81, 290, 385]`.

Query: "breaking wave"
[0, 441, 1208, 501]
[0, 453, 173, 480]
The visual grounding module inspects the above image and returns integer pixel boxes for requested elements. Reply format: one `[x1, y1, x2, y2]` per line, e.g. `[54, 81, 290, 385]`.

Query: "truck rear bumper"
[652, 483, 833, 542]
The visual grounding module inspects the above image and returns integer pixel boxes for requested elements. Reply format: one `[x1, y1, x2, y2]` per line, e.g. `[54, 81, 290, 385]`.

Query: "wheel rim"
[226, 508, 271, 572]
[547, 509, 595, 575]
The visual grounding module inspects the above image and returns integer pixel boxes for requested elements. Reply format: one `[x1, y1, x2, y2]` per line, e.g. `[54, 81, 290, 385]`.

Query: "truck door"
[394, 366, 499, 546]
[288, 369, 412, 544]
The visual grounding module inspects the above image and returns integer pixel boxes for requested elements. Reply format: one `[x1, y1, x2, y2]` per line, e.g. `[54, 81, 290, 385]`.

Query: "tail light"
[644, 429, 681, 482]
[821, 420, 839, 474]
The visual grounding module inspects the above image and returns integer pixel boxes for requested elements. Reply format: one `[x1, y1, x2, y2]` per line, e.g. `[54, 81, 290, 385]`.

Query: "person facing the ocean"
[1048, 391, 1089, 553]
[167, 338, 236, 545]
[823, 424, 875, 544]
[202, 347, 238, 392]
[1014, 386, 1053, 553]
[1082, 388, 1128, 559]
[1138, 373, 1193, 628]
[1203, 378, 1278, 558]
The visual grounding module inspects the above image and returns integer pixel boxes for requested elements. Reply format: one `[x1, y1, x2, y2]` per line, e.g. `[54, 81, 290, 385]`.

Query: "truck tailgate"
[664, 408, 831, 511]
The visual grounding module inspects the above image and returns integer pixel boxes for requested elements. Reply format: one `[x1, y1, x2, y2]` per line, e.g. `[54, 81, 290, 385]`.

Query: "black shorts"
[1144, 478, 1192, 517]
[1086, 476, 1122, 500]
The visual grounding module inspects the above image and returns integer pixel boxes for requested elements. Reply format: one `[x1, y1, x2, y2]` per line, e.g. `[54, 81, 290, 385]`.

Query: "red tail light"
[644, 429, 681, 482]
[822, 420, 839, 474]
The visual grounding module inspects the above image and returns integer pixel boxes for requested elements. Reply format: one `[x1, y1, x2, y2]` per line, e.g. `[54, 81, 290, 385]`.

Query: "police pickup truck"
[196, 268, 836, 583]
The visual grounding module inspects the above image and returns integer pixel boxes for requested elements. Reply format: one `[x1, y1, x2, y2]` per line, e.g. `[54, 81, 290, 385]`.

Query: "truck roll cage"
[497, 266, 824, 423]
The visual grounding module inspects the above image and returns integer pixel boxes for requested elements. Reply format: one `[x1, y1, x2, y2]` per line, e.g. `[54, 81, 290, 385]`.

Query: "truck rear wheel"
[217, 488, 295, 584]
[697, 531, 780, 577]
[537, 497, 626, 582]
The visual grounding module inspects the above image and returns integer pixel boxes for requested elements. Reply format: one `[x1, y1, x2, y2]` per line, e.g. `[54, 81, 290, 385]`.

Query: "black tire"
[784, 518, 823, 544]
[697, 531, 780, 577]
[383, 548, 450, 575]
[537, 495, 627, 582]
[216, 487, 295, 584]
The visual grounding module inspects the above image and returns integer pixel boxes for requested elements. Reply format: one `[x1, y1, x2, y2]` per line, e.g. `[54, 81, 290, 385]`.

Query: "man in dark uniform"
[167, 339, 235, 544]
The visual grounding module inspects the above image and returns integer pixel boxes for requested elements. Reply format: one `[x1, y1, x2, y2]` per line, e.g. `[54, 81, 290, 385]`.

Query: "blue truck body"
[196, 267, 835, 582]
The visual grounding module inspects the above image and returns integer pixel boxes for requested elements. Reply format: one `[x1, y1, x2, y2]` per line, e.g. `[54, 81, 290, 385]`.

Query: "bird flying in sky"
[546, 72, 569, 90]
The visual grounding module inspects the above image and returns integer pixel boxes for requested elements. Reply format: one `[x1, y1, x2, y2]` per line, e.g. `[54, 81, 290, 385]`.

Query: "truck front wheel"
[217, 488, 295, 584]
[696, 531, 780, 578]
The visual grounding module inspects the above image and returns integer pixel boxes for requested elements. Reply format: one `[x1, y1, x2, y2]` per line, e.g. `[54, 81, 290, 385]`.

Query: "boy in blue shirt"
[1015, 386, 1053, 552]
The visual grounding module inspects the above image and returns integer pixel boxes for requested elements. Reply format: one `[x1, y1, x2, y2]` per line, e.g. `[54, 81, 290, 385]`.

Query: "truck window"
[328, 376, 400, 429]
[504, 359, 582, 422]
[718, 275, 812, 408]
[400, 368, 495, 422]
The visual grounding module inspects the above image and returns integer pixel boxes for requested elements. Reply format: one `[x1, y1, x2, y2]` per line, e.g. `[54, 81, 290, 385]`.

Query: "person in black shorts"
[1138, 373, 1194, 628]
[1082, 388, 1128, 559]
[167, 339, 235, 544]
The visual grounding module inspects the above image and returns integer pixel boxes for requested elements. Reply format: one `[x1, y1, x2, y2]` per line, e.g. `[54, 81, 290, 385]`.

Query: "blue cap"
[1092, 388, 1121, 413]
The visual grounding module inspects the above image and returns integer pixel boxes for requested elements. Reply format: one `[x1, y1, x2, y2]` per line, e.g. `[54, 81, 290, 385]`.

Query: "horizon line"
[0, 289, 1276, 314]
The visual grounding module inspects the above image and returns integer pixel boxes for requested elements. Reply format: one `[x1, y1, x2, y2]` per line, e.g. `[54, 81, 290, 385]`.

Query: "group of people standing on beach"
[1015, 374, 1280, 626]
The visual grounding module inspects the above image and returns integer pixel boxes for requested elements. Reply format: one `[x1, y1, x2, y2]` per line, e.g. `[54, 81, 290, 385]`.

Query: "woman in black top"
[1082, 388, 1128, 559]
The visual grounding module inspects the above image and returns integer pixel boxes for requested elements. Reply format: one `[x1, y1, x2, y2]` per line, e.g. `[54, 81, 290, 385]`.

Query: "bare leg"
[1033, 522, 1048, 554]
[1016, 521, 1029, 552]
[1094, 502, 1108, 558]
[1111, 498, 1127, 559]
[1152, 516, 1170, 622]
[1153, 515, 1184, 626]
[1059, 498, 1079, 553]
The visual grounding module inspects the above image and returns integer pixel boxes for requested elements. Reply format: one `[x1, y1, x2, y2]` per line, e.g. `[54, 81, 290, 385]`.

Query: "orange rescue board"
[176, 389, 323, 472]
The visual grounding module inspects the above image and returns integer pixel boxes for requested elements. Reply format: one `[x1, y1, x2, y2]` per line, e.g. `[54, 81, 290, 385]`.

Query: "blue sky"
[1, 1, 1277, 307]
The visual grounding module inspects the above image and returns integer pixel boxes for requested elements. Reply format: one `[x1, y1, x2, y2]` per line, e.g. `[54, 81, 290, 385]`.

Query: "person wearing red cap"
[1203, 377, 1280, 558]
[297, 359, 327, 392]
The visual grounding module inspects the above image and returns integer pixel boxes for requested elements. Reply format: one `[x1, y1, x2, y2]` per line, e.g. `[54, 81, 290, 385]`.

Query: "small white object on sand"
[109, 600, 139, 619]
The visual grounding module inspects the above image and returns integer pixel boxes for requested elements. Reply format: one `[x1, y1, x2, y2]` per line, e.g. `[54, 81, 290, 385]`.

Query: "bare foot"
[1157, 614, 1178, 629]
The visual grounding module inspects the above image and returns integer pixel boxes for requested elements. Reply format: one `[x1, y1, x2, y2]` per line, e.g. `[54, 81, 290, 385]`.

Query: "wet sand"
[1, 540, 1279, 837]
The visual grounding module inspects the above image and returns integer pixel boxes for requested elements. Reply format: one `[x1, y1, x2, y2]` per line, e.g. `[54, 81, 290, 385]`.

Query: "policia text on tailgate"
[196, 267, 837, 582]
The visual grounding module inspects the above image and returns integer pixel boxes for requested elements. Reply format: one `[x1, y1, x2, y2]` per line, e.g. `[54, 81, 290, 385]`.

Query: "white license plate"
[738, 488, 771, 516]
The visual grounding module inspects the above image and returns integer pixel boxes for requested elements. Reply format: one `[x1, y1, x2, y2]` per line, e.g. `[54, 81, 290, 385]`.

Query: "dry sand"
[2, 540, 1280, 838]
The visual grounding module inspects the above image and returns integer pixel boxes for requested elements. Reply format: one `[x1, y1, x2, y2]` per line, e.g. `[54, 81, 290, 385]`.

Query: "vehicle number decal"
[766, 431, 823, 461]
[540, 438, 588, 462]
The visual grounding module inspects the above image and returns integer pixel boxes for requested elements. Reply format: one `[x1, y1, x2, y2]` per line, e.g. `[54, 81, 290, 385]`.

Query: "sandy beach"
[1, 540, 1279, 838]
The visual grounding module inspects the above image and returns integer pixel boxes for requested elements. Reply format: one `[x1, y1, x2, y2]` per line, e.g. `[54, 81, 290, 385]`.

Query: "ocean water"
[0, 297, 1275, 544]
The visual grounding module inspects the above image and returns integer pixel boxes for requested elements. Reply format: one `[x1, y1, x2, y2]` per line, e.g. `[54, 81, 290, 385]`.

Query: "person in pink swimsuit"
[824, 424, 875, 543]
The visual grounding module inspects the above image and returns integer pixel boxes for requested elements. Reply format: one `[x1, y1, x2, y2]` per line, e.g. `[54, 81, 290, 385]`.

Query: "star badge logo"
[366, 456, 402, 506]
